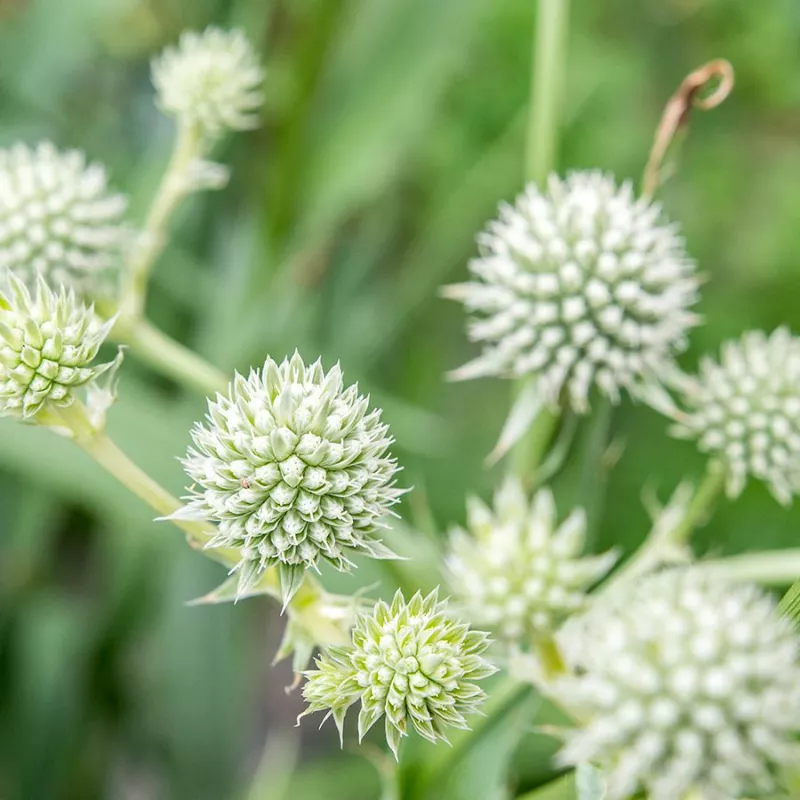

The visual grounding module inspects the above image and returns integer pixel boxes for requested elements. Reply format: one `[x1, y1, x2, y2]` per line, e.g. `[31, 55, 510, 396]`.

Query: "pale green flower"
[300, 588, 496, 758]
[445, 172, 699, 412]
[0, 142, 128, 298]
[181, 353, 402, 604]
[672, 328, 800, 505]
[0, 273, 116, 419]
[152, 27, 264, 137]
[446, 477, 616, 645]
[554, 569, 800, 800]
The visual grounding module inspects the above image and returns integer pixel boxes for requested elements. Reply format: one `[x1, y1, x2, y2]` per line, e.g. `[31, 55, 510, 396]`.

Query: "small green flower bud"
[152, 27, 265, 138]
[0, 273, 116, 419]
[447, 477, 617, 645]
[300, 589, 497, 758]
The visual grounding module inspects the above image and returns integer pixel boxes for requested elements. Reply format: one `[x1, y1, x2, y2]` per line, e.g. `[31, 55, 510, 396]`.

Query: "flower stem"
[113, 316, 228, 397]
[119, 121, 204, 321]
[600, 465, 725, 594]
[510, 0, 570, 477]
[699, 550, 800, 587]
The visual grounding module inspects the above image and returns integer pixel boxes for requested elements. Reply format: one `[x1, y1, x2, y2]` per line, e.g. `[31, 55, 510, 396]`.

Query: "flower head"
[445, 172, 700, 412]
[152, 27, 264, 137]
[0, 142, 128, 298]
[300, 588, 496, 758]
[446, 477, 616, 645]
[0, 273, 116, 418]
[182, 353, 402, 604]
[554, 569, 800, 800]
[672, 328, 800, 505]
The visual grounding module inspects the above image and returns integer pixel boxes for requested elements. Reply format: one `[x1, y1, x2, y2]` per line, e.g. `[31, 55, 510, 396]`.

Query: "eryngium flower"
[446, 477, 616, 643]
[300, 588, 496, 758]
[0, 274, 115, 417]
[0, 142, 128, 297]
[152, 27, 264, 137]
[182, 353, 402, 601]
[554, 569, 800, 800]
[445, 172, 699, 411]
[672, 328, 800, 505]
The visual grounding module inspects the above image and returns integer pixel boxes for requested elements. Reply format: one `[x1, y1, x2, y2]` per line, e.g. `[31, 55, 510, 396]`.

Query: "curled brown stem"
[643, 59, 734, 198]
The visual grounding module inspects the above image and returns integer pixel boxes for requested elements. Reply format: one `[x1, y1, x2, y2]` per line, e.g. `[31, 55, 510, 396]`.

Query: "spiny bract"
[182, 353, 402, 603]
[672, 328, 800, 505]
[554, 569, 800, 800]
[152, 27, 265, 137]
[445, 172, 700, 412]
[0, 142, 128, 298]
[300, 588, 497, 758]
[446, 477, 616, 644]
[0, 273, 116, 418]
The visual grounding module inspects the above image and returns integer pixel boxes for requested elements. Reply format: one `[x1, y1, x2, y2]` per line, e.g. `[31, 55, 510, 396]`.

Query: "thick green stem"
[114, 316, 228, 397]
[119, 122, 204, 320]
[510, 0, 570, 477]
[699, 550, 800, 587]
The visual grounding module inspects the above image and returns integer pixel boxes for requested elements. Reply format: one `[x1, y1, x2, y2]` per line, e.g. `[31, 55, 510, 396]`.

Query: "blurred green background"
[2, 0, 800, 797]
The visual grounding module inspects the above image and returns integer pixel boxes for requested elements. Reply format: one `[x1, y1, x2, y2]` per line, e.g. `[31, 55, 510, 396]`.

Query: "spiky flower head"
[300, 588, 497, 758]
[553, 569, 800, 800]
[0, 273, 116, 418]
[0, 142, 128, 298]
[152, 27, 264, 138]
[446, 477, 616, 645]
[445, 172, 699, 412]
[181, 353, 402, 604]
[672, 328, 800, 505]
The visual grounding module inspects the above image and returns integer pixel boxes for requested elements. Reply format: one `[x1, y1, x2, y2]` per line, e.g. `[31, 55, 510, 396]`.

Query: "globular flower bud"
[446, 478, 617, 645]
[444, 172, 700, 412]
[300, 589, 497, 758]
[0, 142, 128, 298]
[152, 27, 265, 138]
[554, 569, 800, 800]
[0, 273, 116, 418]
[672, 328, 800, 505]
[181, 353, 402, 604]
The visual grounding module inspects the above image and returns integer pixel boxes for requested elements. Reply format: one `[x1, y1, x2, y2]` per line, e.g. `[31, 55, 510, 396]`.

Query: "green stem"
[510, 0, 570, 477]
[119, 122, 204, 320]
[114, 316, 228, 397]
[698, 550, 800, 587]
[601, 466, 725, 594]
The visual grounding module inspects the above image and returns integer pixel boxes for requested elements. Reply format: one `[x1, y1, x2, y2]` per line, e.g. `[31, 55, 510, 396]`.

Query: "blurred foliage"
[2, 0, 800, 797]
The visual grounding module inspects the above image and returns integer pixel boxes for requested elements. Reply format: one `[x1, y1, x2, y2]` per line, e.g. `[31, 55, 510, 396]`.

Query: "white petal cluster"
[446, 477, 616, 644]
[554, 569, 800, 800]
[0, 274, 115, 418]
[300, 589, 496, 758]
[673, 328, 800, 505]
[152, 27, 264, 137]
[445, 172, 699, 411]
[182, 353, 402, 602]
[0, 142, 128, 298]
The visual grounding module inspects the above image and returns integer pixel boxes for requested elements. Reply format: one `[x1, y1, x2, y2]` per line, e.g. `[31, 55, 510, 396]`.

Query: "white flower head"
[672, 328, 800, 505]
[300, 588, 497, 758]
[445, 172, 700, 412]
[554, 569, 800, 800]
[0, 142, 129, 299]
[152, 27, 264, 138]
[182, 352, 403, 605]
[0, 273, 116, 418]
[446, 477, 616, 645]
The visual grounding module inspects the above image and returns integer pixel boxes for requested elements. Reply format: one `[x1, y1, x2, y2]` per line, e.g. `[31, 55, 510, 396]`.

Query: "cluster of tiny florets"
[0, 142, 128, 298]
[554, 569, 800, 800]
[445, 172, 700, 411]
[673, 328, 800, 505]
[446, 477, 616, 644]
[152, 27, 264, 137]
[300, 589, 496, 758]
[182, 353, 402, 601]
[0, 274, 115, 418]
